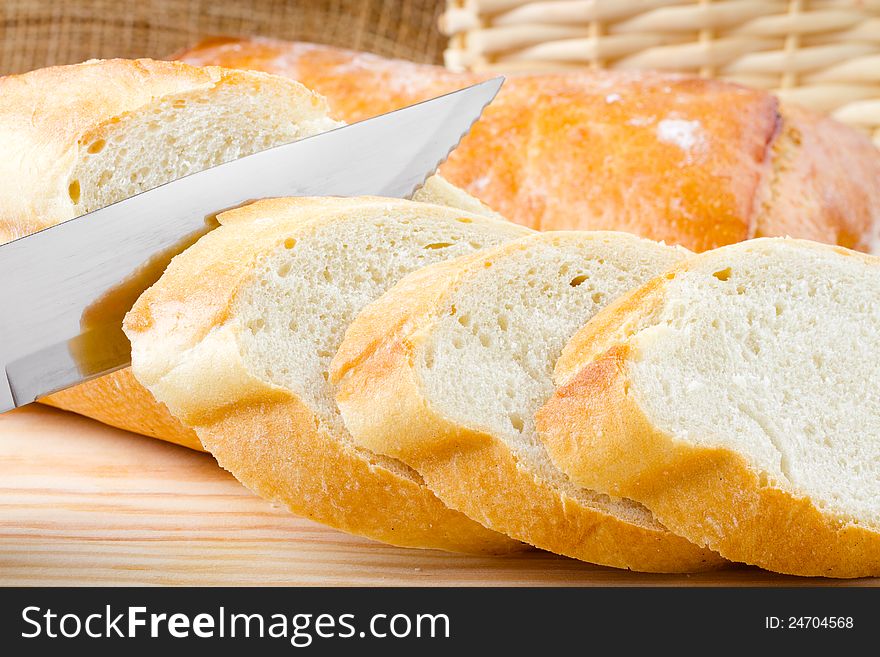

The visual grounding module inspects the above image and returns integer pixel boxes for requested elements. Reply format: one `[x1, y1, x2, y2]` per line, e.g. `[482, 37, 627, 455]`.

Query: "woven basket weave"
[0, 0, 445, 75]
[442, 0, 880, 145]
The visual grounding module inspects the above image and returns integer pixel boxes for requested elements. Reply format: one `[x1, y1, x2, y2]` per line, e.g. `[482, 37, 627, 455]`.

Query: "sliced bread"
[124, 196, 531, 553]
[0, 58, 489, 241]
[331, 231, 723, 572]
[537, 238, 880, 577]
[0, 58, 495, 449]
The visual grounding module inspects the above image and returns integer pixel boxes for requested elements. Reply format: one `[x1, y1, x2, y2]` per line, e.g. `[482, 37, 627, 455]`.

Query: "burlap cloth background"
[0, 0, 445, 75]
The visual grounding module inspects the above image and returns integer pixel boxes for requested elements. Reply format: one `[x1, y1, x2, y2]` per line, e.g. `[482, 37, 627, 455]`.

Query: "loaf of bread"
[0, 58, 496, 448]
[536, 238, 880, 577]
[331, 231, 723, 572]
[124, 195, 531, 552]
[179, 37, 880, 254]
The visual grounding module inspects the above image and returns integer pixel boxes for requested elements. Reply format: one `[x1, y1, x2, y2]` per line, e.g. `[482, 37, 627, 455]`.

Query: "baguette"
[331, 231, 723, 572]
[179, 37, 880, 254]
[537, 238, 880, 577]
[125, 196, 531, 552]
[0, 58, 495, 448]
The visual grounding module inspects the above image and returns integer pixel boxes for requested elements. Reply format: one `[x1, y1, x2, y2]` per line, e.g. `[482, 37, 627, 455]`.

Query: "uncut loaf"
[331, 230, 724, 572]
[537, 238, 880, 577]
[180, 37, 880, 254]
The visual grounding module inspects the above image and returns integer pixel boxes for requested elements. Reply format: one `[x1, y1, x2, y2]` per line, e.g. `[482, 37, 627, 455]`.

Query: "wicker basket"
[0, 0, 446, 75]
[441, 0, 880, 145]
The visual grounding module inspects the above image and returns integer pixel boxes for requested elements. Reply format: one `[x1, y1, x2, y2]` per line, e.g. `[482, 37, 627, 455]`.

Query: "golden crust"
[177, 37, 880, 254]
[124, 197, 524, 553]
[42, 370, 201, 450]
[174, 37, 473, 123]
[536, 245, 880, 577]
[417, 436, 722, 572]
[194, 383, 516, 553]
[331, 233, 724, 572]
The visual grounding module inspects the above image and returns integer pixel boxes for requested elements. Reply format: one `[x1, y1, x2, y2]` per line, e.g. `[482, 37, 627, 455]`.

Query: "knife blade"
[0, 77, 504, 412]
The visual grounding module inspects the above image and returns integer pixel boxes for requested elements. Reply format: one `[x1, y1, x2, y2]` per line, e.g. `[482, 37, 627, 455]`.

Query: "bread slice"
[124, 196, 531, 552]
[331, 231, 723, 571]
[537, 238, 880, 577]
[0, 58, 496, 448]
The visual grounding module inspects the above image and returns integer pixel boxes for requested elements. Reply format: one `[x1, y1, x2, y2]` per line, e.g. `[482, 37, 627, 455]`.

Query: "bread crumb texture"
[539, 238, 880, 577]
[125, 197, 530, 553]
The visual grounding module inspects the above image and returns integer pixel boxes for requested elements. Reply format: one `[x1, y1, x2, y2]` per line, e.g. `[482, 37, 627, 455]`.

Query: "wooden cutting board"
[1, 405, 875, 586]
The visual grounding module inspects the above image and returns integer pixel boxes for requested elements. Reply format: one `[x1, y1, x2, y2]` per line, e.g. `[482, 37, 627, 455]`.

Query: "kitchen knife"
[0, 77, 504, 413]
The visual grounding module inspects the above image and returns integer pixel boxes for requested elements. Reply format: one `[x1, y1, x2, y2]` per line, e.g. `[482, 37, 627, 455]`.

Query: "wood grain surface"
[0, 405, 876, 586]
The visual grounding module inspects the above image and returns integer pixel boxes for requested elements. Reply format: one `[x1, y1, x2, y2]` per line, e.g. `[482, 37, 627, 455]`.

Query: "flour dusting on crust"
[656, 119, 702, 151]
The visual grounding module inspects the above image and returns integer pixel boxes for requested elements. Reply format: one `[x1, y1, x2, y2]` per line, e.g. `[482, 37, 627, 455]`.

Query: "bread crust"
[536, 246, 880, 577]
[195, 381, 518, 553]
[42, 371, 201, 450]
[332, 234, 724, 572]
[178, 37, 880, 254]
[124, 197, 525, 553]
